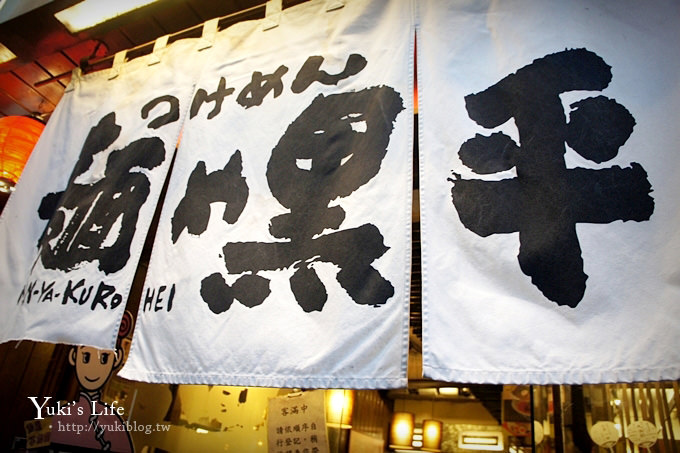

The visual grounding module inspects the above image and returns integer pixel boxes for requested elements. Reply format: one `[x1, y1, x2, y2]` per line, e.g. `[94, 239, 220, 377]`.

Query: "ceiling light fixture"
[55, 0, 164, 33]
[437, 387, 459, 396]
[457, 431, 504, 451]
[0, 43, 16, 64]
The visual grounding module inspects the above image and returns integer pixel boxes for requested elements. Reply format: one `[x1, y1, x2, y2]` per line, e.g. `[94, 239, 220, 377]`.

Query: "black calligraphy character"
[201, 86, 404, 313]
[170, 150, 263, 314]
[236, 65, 289, 108]
[141, 94, 180, 129]
[171, 150, 248, 242]
[38, 112, 166, 274]
[450, 48, 654, 307]
[291, 54, 367, 94]
[190, 77, 235, 119]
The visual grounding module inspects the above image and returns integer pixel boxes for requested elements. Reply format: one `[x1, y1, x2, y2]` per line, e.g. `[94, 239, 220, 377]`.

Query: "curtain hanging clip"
[64, 67, 82, 93]
[262, 0, 282, 31]
[108, 50, 127, 80]
[326, 0, 345, 12]
[198, 18, 219, 51]
[148, 35, 169, 65]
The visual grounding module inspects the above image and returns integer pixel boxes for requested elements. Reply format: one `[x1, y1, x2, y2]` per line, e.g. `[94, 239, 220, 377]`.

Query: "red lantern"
[0, 116, 45, 193]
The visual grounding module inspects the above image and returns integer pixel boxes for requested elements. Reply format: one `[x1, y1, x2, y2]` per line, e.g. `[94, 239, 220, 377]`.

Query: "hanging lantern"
[422, 419, 443, 452]
[389, 412, 415, 450]
[0, 116, 45, 193]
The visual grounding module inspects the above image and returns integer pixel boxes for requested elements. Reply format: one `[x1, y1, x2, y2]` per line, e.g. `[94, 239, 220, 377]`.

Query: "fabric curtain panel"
[417, 0, 680, 383]
[120, 0, 414, 388]
[0, 39, 200, 350]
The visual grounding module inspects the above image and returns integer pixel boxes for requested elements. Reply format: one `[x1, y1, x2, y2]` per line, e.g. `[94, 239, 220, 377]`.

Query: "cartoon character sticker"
[50, 311, 134, 452]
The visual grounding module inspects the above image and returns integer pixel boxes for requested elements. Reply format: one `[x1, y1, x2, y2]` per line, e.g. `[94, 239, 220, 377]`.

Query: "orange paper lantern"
[0, 116, 44, 193]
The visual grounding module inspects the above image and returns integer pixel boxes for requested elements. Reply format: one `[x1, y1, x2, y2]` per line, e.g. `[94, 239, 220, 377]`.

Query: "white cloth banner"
[0, 40, 199, 349]
[121, 0, 414, 387]
[418, 0, 680, 383]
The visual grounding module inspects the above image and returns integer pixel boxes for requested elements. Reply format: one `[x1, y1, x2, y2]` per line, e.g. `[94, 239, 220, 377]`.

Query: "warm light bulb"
[395, 421, 411, 437]
[390, 412, 415, 449]
[425, 422, 440, 437]
[326, 389, 353, 428]
[422, 419, 443, 451]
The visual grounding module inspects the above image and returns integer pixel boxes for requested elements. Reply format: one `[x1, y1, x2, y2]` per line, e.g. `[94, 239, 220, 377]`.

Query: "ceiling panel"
[119, 16, 168, 47]
[61, 39, 109, 66]
[35, 52, 76, 87]
[186, 0, 252, 21]
[0, 90, 30, 116]
[12, 62, 64, 106]
[0, 71, 54, 114]
[152, 2, 202, 34]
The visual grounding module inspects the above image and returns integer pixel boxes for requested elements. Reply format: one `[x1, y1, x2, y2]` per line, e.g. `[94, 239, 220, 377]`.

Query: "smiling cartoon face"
[69, 346, 122, 392]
